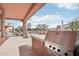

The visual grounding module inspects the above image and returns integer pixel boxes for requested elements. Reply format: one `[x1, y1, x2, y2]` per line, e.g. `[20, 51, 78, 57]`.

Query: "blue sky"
[6, 3, 79, 28]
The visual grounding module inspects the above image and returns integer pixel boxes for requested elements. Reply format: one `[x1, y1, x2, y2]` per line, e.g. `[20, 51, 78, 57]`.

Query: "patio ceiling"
[0, 3, 45, 22]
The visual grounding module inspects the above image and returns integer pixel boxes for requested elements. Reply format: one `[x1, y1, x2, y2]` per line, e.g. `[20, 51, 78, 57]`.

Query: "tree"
[15, 28, 20, 32]
[42, 24, 48, 30]
[36, 24, 48, 31]
[64, 18, 79, 31]
[15, 26, 23, 33]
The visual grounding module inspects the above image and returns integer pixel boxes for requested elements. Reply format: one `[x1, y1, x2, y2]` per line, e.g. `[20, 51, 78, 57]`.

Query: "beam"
[5, 18, 22, 21]
[22, 3, 45, 22]
[22, 3, 36, 21]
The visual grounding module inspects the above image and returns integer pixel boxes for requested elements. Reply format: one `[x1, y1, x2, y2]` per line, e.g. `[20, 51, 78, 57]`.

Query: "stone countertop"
[31, 34, 46, 41]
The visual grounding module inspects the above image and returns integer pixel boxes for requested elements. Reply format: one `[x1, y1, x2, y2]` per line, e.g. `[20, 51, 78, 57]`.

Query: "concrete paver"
[0, 36, 32, 56]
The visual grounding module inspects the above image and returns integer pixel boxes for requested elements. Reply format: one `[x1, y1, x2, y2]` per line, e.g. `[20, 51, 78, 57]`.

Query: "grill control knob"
[53, 47, 56, 50]
[57, 49, 61, 52]
[64, 52, 68, 56]
[49, 45, 52, 48]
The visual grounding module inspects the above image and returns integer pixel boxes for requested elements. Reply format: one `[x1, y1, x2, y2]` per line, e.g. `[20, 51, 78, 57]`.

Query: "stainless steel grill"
[44, 31, 77, 56]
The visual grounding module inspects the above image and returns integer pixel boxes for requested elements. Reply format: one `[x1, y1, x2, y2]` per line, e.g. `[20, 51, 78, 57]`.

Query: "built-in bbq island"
[19, 31, 77, 56]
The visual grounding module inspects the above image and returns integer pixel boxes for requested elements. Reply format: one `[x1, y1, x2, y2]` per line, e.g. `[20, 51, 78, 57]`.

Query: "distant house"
[0, 23, 14, 37]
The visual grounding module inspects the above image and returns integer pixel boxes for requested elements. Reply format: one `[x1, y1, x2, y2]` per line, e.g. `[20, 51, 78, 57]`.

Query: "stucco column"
[1, 18, 5, 38]
[0, 10, 5, 39]
[23, 21, 28, 38]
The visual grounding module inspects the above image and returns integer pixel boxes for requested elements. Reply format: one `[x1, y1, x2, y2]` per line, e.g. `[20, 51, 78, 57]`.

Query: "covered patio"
[0, 3, 78, 56]
[0, 3, 45, 45]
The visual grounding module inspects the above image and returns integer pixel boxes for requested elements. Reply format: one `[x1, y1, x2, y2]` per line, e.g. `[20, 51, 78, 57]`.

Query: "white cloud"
[28, 14, 64, 28]
[29, 14, 64, 22]
[29, 16, 42, 22]
[54, 3, 79, 10]
[43, 15, 64, 21]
